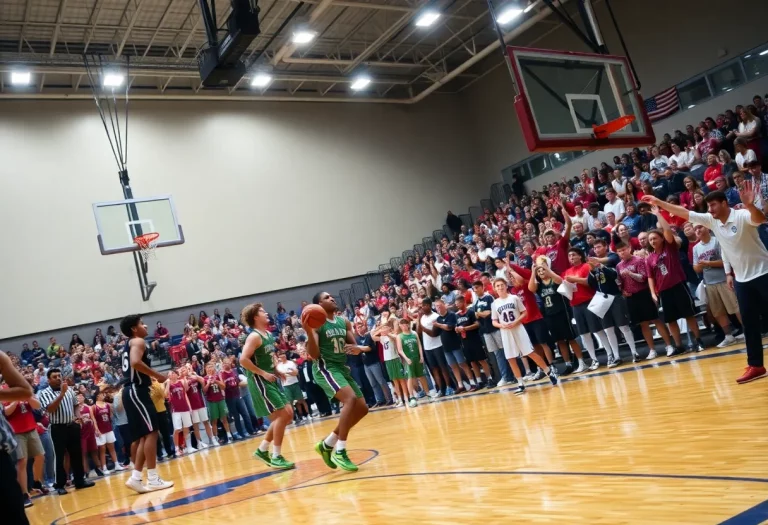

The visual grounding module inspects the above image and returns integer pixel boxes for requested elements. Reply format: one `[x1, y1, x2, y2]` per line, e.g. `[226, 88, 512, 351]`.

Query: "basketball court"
[25, 345, 768, 525]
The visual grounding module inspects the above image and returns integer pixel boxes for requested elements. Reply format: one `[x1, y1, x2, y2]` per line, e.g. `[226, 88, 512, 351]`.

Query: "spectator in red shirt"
[679, 175, 704, 210]
[3, 386, 47, 504]
[703, 153, 723, 190]
[697, 126, 721, 160]
[533, 205, 572, 275]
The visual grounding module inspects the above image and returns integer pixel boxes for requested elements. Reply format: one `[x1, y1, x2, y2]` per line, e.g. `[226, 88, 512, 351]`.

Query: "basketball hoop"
[134, 232, 160, 263]
[592, 115, 636, 139]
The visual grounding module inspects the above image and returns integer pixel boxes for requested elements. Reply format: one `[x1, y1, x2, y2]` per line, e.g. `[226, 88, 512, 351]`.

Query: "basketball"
[301, 304, 327, 329]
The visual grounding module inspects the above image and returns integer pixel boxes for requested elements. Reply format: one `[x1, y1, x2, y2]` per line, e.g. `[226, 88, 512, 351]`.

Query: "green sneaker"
[314, 441, 336, 469]
[253, 448, 271, 466]
[330, 449, 358, 472]
[269, 455, 295, 470]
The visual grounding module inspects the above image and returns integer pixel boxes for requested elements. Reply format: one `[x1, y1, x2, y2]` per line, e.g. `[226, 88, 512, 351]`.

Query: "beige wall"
[460, 0, 768, 180]
[0, 97, 491, 338]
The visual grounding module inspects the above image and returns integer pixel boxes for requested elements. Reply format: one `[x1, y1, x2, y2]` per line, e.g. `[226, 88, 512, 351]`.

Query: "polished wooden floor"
[29, 344, 768, 525]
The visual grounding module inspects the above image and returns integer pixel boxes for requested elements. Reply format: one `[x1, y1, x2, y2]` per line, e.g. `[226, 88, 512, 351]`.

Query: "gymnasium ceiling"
[0, 0, 569, 102]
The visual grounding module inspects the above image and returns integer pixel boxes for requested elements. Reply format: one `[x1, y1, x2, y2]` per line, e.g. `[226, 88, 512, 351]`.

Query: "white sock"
[147, 468, 158, 481]
[185, 434, 192, 448]
[324, 432, 339, 448]
[335, 440, 346, 452]
[581, 335, 597, 360]
[227, 432, 233, 438]
[131, 469, 142, 482]
[468, 378, 476, 386]
[594, 332, 606, 349]
[258, 440, 270, 452]
[523, 359, 532, 374]
[619, 325, 638, 355]
[272, 445, 281, 458]
[578, 358, 587, 366]
[603, 328, 621, 360]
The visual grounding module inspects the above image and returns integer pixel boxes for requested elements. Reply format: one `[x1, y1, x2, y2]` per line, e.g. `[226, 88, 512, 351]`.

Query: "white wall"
[0, 97, 490, 338]
[460, 0, 768, 181]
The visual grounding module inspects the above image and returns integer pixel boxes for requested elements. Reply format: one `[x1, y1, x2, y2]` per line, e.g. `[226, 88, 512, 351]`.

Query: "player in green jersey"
[303, 292, 369, 472]
[396, 318, 430, 407]
[239, 303, 295, 470]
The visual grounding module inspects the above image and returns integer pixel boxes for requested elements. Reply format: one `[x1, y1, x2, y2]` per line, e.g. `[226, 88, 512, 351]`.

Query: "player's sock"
[258, 440, 270, 452]
[581, 335, 598, 360]
[324, 432, 339, 449]
[619, 325, 638, 356]
[335, 440, 347, 452]
[603, 328, 621, 360]
[147, 469, 158, 482]
[131, 469, 142, 482]
[185, 434, 192, 448]
[272, 445, 282, 458]
[468, 378, 476, 386]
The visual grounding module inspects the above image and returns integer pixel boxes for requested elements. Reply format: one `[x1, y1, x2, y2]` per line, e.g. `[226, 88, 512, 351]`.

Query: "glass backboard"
[506, 46, 656, 152]
[93, 195, 184, 255]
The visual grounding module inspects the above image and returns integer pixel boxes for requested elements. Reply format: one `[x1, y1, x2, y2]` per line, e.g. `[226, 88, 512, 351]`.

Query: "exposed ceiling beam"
[116, 0, 147, 57]
[271, 0, 335, 66]
[142, 0, 179, 58]
[82, 0, 105, 55]
[282, 57, 427, 69]
[17, 0, 31, 53]
[49, 0, 69, 57]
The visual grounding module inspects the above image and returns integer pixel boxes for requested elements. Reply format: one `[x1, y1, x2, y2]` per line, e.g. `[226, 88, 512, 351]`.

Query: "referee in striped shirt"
[38, 369, 95, 494]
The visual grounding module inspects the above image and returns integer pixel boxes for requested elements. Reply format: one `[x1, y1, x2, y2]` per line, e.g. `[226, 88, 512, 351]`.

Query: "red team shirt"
[205, 374, 225, 402]
[4, 400, 36, 434]
[508, 264, 543, 323]
[169, 381, 191, 413]
[645, 240, 686, 292]
[562, 263, 596, 305]
[92, 403, 112, 434]
[220, 370, 240, 400]
[186, 378, 206, 410]
[533, 236, 570, 275]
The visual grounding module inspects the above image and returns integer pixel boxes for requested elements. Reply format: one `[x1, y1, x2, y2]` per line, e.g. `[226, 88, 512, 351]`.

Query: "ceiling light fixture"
[350, 76, 371, 91]
[523, 1, 536, 13]
[415, 10, 441, 27]
[760, 49, 768, 56]
[292, 30, 316, 45]
[497, 5, 524, 25]
[251, 73, 273, 88]
[687, 104, 696, 109]
[11, 71, 31, 86]
[103, 73, 125, 88]
[744, 54, 752, 59]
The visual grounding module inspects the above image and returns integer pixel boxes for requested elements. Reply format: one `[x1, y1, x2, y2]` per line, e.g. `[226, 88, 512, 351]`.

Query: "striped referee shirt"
[38, 386, 77, 425]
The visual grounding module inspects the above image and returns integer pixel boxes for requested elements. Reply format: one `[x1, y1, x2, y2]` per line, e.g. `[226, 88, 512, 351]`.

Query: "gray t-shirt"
[692, 237, 727, 284]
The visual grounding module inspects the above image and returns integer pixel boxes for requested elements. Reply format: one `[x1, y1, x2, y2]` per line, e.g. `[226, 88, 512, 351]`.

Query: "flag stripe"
[644, 87, 679, 123]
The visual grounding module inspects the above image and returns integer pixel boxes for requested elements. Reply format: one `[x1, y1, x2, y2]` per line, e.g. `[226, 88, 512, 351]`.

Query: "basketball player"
[181, 367, 217, 447]
[239, 303, 295, 470]
[165, 370, 196, 455]
[120, 314, 174, 493]
[372, 320, 407, 407]
[303, 292, 369, 472]
[396, 318, 430, 407]
[491, 278, 559, 395]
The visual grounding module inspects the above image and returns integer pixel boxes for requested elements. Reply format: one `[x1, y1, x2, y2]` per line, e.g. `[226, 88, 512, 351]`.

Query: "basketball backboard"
[92, 195, 184, 255]
[506, 46, 656, 153]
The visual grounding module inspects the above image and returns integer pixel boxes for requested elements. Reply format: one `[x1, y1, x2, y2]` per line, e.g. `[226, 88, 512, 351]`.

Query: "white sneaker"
[212, 439, 221, 447]
[395, 400, 403, 407]
[145, 477, 174, 492]
[496, 379, 510, 387]
[588, 360, 600, 371]
[647, 349, 658, 360]
[113, 463, 126, 471]
[717, 335, 736, 348]
[574, 362, 588, 374]
[665, 345, 676, 357]
[523, 373, 535, 381]
[125, 477, 148, 494]
[184, 447, 197, 455]
[734, 332, 746, 341]
[198, 442, 208, 449]
[532, 369, 546, 381]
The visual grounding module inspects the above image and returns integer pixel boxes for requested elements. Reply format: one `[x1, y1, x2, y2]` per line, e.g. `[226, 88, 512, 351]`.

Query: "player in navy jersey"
[120, 314, 174, 494]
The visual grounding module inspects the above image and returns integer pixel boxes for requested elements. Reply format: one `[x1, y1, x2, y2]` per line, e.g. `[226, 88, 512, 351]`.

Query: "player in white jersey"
[491, 278, 559, 395]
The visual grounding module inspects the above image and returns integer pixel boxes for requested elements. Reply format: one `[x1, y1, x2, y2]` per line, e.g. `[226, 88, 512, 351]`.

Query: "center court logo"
[55, 450, 378, 525]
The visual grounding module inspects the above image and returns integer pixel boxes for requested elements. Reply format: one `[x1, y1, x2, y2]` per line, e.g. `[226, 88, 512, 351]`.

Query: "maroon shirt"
[220, 370, 240, 400]
[93, 403, 112, 434]
[169, 381, 191, 413]
[645, 239, 685, 292]
[185, 378, 206, 410]
[204, 374, 225, 402]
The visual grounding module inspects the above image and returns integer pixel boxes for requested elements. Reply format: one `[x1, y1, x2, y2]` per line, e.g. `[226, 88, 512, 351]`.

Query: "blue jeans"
[39, 430, 55, 485]
[363, 362, 391, 404]
[225, 397, 254, 436]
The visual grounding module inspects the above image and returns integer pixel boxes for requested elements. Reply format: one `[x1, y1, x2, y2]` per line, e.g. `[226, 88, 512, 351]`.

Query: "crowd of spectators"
[2, 93, 768, 509]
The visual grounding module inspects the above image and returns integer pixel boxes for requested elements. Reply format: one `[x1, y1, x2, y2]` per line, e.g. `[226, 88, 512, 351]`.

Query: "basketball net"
[134, 232, 160, 263]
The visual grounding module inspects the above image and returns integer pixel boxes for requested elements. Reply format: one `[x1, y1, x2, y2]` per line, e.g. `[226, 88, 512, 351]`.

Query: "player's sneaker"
[531, 369, 545, 381]
[314, 441, 336, 469]
[632, 354, 642, 364]
[269, 455, 295, 470]
[736, 366, 767, 384]
[395, 400, 404, 407]
[647, 349, 658, 360]
[560, 363, 573, 377]
[496, 378, 510, 387]
[588, 360, 600, 371]
[574, 361, 589, 373]
[695, 338, 706, 352]
[408, 398, 417, 407]
[330, 449, 359, 472]
[548, 368, 559, 386]
[198, 442, 208, 449]
[513, 384, 526, 395]
[522, 372, 535, 381]
[608, 358, 619, 368]
[183, 447, 196, 455]
[253, 449, 271, 466]
[445, 387, 455, 396]
[145, 477, 174, 492]
[125, 477, 148, 494]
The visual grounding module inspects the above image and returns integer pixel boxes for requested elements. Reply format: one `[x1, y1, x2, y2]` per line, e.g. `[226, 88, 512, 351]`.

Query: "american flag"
[644, 87, 680, 122]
